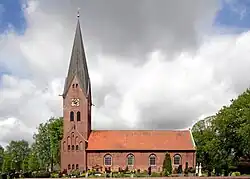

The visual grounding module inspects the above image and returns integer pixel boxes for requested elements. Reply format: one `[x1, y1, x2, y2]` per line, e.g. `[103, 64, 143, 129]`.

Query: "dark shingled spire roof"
[63, 18, 90, 97]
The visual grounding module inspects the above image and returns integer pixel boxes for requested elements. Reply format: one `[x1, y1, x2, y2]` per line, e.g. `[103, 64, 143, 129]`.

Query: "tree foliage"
[0, 117, 63, 173]
[162, 152, 172, 176]
[192, 88, 250, 175]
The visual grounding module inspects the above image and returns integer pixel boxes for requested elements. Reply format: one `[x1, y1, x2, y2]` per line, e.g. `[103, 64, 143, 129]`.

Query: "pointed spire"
[63, 15, 90, 97]
[77, 8, 80, 18]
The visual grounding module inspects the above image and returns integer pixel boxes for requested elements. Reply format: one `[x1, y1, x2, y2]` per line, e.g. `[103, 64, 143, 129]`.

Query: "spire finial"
[77, 8, 80, 18]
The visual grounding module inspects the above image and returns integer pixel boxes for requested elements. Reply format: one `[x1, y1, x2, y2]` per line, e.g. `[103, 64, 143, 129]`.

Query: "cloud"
[30, 0, 220, 63]
[1, 0, 250, 145]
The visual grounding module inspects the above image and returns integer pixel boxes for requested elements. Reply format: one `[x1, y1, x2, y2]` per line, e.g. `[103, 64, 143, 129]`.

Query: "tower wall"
[61, 76, 91, 171]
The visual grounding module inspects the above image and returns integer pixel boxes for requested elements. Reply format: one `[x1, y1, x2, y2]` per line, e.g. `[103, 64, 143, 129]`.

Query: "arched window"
[76, 84, 78, 88]
[76, 164, 79, 169]
[104, 154, 112, 166]
[174, 154, 181, 165]
[77, 111, 81, 121]
[127, 154, 134, 166]
[68, 145, 70, 151]
[76, 145, 79, 151]
[149, 154, 156, 166]
[68, 164, 71, 170]
[72, 84, 75, 88]
[79, 141, 83, 150]
[72, 145, 75, 150]
[63, 141, 66, 152]
[72, 164, 75, 170]
[70, 111, 74, 121]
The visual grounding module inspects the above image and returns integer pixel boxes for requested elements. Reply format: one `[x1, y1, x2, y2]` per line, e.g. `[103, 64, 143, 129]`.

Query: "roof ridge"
[91, 129, 190, 132]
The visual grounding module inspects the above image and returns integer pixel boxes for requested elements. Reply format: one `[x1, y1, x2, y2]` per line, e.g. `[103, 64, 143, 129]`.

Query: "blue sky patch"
[0, 0, 27, 35]
[214, 0, 250, 30]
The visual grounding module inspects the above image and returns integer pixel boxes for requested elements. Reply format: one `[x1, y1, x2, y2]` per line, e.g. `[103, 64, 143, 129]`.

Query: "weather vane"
[77, 8, 80, 18]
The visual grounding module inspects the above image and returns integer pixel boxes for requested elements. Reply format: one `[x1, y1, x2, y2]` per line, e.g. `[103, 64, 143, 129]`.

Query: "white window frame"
[104, 154, 112, 166]
[149, 154, 156, 166]
[127, 154, 134, 166]
[173, 154, 181, 165]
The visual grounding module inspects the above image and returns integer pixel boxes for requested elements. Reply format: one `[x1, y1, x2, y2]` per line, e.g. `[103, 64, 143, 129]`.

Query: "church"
[60, 16, 196, 173]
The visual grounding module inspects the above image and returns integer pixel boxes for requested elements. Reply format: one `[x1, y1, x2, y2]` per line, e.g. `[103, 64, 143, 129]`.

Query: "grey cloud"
[33, 0, 219, 63]
[137, 102, 198, 130]
[0, 126, 33, 144]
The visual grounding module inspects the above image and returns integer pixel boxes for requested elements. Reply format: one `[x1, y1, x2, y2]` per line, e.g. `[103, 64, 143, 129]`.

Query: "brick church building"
[60, 17, 196, 172]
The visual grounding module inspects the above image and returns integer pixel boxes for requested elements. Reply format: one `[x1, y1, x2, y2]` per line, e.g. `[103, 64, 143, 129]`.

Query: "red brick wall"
[87, 151, 195, 172]
[61, 76, 90, 171]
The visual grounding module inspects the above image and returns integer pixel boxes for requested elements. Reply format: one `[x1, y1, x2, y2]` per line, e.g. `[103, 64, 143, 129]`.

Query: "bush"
[1, 173, 7, 179]
[148, 166, 151, 176]
[231, 172, 241, 176]
[22, 172, 32, 178]
[51, 173, 59, 178]
[184, 162, 189, 175]
[151, 172, 161, 177]
[162, 152, 172, 176]
[188, 167, 195, 173]
[32, 171, 51, 178]
[177, 165, 183, 174]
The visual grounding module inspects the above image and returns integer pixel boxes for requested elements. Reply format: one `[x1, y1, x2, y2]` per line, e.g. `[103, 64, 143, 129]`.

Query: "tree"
[0, 145, 4, 172]
[32, 117, 63, 171]
[48, 117, 63, 167]
[33, 122, 51, 170]
[3, 140, 30, 171]
[192, 116, 219, 173]
[193, 88, 250, 175]
[162, 152, 172, 176]
[28, 144, 40, 172]
[2, 151, 11, 172]
[211, 89, 250, 174]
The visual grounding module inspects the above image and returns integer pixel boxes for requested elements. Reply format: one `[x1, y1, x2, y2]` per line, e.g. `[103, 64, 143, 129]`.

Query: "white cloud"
[1, 0, 250, 145]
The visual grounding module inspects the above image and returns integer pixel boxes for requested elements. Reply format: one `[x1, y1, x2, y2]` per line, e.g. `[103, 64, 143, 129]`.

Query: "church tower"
[60, 15, 92, 172]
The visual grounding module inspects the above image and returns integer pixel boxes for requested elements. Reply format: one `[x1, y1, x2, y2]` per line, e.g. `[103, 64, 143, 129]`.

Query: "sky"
[0, 0, 250, 146]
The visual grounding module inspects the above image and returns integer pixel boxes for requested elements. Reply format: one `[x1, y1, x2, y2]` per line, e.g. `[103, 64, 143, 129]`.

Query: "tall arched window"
[76, 164, 79, 169]
[70, 111, 74, 121]
[149, 154, 156, 166]
[68, 164, 71, 170]
[72, 164, 75, 170]
[104, 154, 112, 166]
[77, 111, 81, 121]
[174, 154, 181, 165]
[63, 141, 66, 152]
[127, 154, 134, 166]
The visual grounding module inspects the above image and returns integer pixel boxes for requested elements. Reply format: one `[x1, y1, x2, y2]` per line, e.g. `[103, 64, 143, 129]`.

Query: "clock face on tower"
[71, 98, 80, 107]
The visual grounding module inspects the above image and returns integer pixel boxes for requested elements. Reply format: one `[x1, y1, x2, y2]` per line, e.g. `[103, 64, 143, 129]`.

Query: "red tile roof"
[87, 130, 195, 151]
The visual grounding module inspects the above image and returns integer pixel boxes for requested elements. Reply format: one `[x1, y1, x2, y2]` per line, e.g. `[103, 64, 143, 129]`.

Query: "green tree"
[32, 117, 63, 171]
[3, 140, 30, 172]
[192, 116, 218, 173]
[2, 152, 12, 172]
[48, 117, 63, 167]
[162, 152, 172, 176]
[28, 144, 40, 171]
[193, 88, 250, 175]
[0, 145, 4, 172]
[213, 89, 250, 163]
